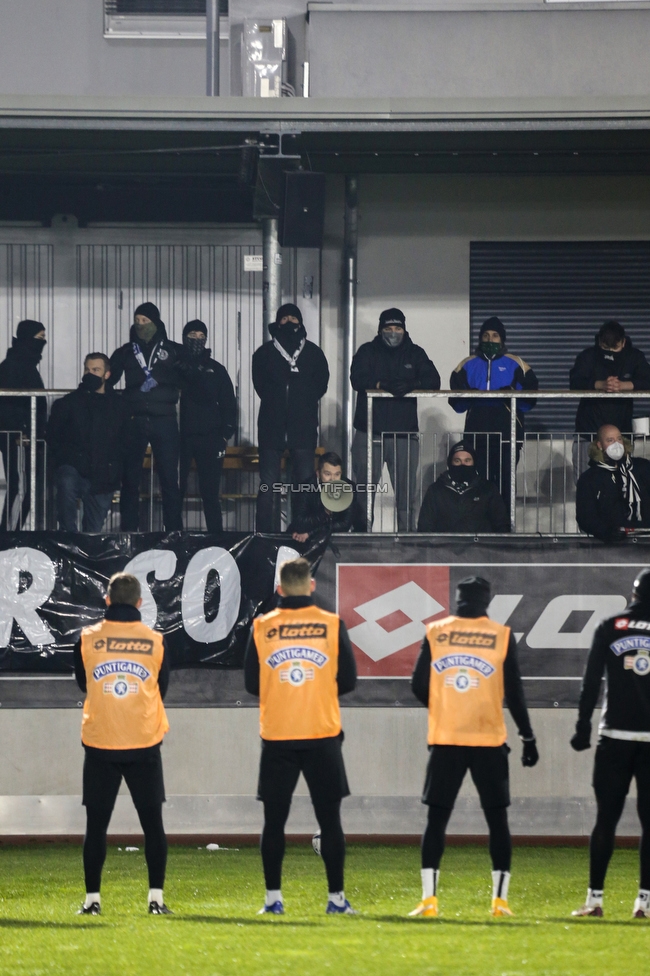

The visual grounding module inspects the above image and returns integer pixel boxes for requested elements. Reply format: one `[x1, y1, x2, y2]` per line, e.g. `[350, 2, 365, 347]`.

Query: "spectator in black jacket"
[0, 319, 47, 530]
[417, 441, 510, 534]
[576, 424, 650, 541]
[178, 319, 237, 533]
[289, 451, 365, 543]
[350, 308, 440, 532]
[46, 353, 128, 532]
[252, 304, 329, 533]
[109, 303, 184, 532]
[570, 321, 650, 480]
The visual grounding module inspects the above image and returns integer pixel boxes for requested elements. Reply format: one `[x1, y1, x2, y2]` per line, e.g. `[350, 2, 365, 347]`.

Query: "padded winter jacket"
[576, 442, 650, 541]
[109, 323, 184, 418]
[252, 339, 329, 451]
[178, 350, 237, 443]
[449, 348, 538, 436]
[569, 337, 650, 434]
[417, 471, 510, 533]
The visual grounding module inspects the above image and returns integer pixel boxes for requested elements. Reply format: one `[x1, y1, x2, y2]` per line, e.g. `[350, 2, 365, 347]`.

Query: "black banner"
[0, 531, 327, 673]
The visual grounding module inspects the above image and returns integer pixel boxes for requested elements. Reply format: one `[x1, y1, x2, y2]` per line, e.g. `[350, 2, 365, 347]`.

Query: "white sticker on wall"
[244, 255, 263, 272]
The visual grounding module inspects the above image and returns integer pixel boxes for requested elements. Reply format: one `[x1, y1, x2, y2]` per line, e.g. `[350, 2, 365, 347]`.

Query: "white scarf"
[597, 453, 643, 522]
[273, 337, 305, 373]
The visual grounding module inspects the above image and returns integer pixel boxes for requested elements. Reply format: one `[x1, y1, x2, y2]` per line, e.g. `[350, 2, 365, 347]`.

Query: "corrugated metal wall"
[470, 242, 650, 432]
[0, 245, 54, 388]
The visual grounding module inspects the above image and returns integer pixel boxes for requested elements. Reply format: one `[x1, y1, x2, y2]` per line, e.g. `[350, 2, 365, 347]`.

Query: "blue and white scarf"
[132, 341, 163, 392]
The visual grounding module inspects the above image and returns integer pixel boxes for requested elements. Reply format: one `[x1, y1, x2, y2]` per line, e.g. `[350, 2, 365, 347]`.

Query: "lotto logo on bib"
[337, 564, 449, 677]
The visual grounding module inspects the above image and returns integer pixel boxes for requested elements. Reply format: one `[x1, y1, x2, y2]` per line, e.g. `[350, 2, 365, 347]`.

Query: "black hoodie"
[569, 336, 650, 434]
[351, 333, 440, 434]
[108, 322, 184, 418]
[0, 336, 46, 434]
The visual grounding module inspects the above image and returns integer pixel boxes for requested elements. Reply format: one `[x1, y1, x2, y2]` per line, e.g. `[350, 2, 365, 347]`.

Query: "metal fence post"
[510, 396, 517, 532]
[29, 395, 37, 531]
[366, 393, 373, 532]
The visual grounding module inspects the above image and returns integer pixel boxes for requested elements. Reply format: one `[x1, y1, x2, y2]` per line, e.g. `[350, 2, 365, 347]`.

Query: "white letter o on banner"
[181, 547, 241, 643]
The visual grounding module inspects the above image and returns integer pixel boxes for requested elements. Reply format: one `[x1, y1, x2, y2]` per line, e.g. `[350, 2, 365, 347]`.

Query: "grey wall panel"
[309, 10, 650, 99]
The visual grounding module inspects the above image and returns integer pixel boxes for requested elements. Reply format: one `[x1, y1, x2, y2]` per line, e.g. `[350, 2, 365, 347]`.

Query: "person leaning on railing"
[575, 424, 650, 542]
[449, 316, 538, 512]
[0, 319, 47, 531]
[350, 307, 440, 532]
[417, 441, 510, 534]
[569, 320, 650, 481]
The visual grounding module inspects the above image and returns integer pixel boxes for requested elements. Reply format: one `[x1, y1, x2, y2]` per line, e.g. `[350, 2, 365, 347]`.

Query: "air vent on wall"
[104, 0, 228, 38]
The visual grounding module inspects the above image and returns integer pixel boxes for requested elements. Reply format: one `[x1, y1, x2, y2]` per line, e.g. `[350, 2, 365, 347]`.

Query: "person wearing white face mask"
[576, 424, 650, 541]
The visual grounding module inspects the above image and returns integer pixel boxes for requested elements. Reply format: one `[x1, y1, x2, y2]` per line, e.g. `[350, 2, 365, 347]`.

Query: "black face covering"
[184, 336, 207, 357]
[448, 465, 477, 485]
[81, 372, 103, 392]
[14, 336, 46, 363]
[275, 321, 305, 356]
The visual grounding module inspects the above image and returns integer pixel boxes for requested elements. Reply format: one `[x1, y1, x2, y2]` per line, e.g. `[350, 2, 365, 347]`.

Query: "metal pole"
[342, 175, 358, 478]
[510, 396, 517, 532]
[206, 0, 220, 96]
[262, 217, 281, 340]
[366, 396, 373, 532]
[29, 395, 37, 531]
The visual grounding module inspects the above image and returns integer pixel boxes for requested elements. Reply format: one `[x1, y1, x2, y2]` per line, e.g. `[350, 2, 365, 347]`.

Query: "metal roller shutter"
[470, 241, 650, 433]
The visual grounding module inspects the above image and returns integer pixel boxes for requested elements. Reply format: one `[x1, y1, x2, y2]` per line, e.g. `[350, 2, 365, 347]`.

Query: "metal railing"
[365, 389, 650, 534]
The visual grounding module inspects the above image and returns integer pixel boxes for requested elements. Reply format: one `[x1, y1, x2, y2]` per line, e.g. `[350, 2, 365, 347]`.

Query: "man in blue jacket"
[450, 317, 538, 510]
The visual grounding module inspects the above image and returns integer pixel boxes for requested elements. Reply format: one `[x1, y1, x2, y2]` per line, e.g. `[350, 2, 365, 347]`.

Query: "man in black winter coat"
[570, 321, 650, 480]
[0, 319, 47, 530]
[109, 303, 184, 532]
[253, 303, 329, 533]
[576, 424, 650, 541]
[350, 308, 440, 532]
[288, 451, 365, 542]
[46, 353, 128, 532]
[417, 441, 510, 534]
[178, 319, 237, 533]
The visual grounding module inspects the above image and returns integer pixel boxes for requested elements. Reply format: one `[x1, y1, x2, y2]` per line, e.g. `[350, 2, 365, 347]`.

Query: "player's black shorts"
[82, 747, 166, 811]
[593, 736, 650, 806]
[257, 735, 350, 806]
[422, 743, 510, 810]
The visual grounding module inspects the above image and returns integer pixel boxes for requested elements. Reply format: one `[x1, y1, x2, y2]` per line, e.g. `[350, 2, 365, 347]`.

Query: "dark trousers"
[180, 433, 225, 534]
[55, 465, 113, 533]
[256, 447, 315, 533]
[120, 415, 182, 532]
[469, 433, 521, 513]
[0, 434, 30, 531]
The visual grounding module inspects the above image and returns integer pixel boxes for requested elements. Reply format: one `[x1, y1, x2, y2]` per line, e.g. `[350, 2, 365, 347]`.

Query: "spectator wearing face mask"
[417, 441, 510, 534]
[450, 316, 538, 509]
[576, 424, 650, 541]
[252, 304, 329, 533]
[46, 353, 128, 532]
[570, 321, 650, 480]
[177, 320, 237, 534]
[350, 308, 440, 532]
[0, 319, 47, 530]
[109, 303, 185, 532]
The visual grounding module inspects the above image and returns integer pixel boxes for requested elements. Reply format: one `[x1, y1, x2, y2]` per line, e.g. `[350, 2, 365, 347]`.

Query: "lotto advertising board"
[315, 535, 650, 707]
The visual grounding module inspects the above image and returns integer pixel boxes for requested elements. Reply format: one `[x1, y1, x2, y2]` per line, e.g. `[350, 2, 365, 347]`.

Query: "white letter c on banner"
[181, 547, 241, 643]
[124, 550, 178, 628]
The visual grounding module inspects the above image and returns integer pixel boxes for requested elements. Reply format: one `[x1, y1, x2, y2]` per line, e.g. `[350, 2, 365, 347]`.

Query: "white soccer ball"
[312, 830, 322, 856]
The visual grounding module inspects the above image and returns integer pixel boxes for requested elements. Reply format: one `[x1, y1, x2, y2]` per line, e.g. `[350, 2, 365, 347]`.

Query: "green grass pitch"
[0, 843, 648, 975]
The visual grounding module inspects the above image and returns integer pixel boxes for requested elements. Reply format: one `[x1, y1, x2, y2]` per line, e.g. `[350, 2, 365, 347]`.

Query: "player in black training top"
[571, 567, 650, 918]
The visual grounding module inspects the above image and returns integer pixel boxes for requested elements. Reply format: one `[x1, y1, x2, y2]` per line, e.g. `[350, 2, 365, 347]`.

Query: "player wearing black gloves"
[410, 576, 538, 918]
[571, 568, 650, 919]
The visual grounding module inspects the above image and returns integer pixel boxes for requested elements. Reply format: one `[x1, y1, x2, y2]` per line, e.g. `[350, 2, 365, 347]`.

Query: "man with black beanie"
[417, 441, 510, 533]
[571, 568, 650, 919]
[0, 319, 47, 530]
[410, 576, 538, 918]
[450, 316, 538, 511]
[177, 319, 237, 533]
[350, 308, 440, 532]
[252, 304, 329, 533]
[109, 303, 184, 532]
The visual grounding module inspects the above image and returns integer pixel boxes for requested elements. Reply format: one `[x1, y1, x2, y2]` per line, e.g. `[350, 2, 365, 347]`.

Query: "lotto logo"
[278, 624, 327, 639]
[107, 637, 153, 655]
[337, 564, 448, 677]
[449, 631, 497, 649]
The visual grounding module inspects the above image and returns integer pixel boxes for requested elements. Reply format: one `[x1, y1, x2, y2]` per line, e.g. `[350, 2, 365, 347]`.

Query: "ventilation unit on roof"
[104, 0, 228, 38]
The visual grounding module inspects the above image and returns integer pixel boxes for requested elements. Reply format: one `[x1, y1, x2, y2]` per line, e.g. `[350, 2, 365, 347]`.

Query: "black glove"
[521, 738, 539, 767]
[385, 380, 415, 398]
[570, 719, 592, 752]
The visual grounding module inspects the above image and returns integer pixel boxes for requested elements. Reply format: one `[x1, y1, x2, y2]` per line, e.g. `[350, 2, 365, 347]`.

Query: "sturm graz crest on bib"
[279, 664, 315, 686]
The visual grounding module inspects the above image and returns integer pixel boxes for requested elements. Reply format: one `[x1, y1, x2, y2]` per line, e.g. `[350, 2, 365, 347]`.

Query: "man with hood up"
[570, 321, 650, 480]
[177, 319, 237, 533]
[417, 441, 510, 534]
[576, 424, 650, 541]
[0, 319, 47, 530]
[350, 308, 440, 532]
[450, 316, 538, 510]
[109, 303, 184, 532]
[252, 304, 329, 533]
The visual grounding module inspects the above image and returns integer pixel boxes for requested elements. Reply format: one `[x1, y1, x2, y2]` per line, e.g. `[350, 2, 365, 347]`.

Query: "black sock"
[421, 806, 452, 870]
[313, 799, 346, 893]
[261, 801, 291, 891]
[484, 806, 512, 872]
[83, 806, 113, 893]
[135, 804, 168, 891]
